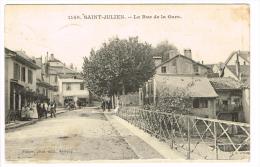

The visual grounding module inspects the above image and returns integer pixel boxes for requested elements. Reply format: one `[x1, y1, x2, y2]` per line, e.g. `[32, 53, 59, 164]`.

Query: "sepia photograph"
[0, 1, 258, 166]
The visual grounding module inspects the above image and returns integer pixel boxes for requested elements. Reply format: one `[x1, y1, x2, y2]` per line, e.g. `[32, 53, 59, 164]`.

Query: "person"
[108, 100, 112, 112]
[36, 102, 41, 119]
[50, 101, 56, 118]
[101, 100, 105, 112]
[43, 101, 48, 118]
[31, 102, 38, 119]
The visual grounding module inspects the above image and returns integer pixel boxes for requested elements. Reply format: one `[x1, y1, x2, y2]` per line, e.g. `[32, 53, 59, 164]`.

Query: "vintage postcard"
[1, 2, 256, 165]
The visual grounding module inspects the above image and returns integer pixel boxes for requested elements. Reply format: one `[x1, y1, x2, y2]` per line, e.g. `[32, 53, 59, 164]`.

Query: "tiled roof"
[155, 74, 218, 98]
[209, 77, 242, 90]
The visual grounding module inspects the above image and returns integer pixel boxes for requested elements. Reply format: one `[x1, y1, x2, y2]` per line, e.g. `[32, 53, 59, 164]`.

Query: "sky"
[5, 4, 249, 71]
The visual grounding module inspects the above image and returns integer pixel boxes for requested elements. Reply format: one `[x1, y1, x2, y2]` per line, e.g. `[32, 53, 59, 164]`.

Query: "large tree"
[82, 37, 155, 99]
[151, 40, 179, 62]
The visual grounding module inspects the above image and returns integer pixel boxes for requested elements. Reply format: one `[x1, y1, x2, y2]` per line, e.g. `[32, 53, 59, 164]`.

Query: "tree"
[82, 37, 155, 100]
[151, 40, 179, 62]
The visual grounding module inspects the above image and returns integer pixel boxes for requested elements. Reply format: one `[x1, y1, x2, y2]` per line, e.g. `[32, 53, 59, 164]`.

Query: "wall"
[58, 80, 89, 106]
[11, 59, 37, 91]
[156, 56, 208, 75]
[191, 99, 216, 118]
[223, 67, 238, 80]
[49, 74, 58, 86]
[242, 88, 250, 123]
[120, 93, 139, 106]
[5, 58, 12, 116]
[215, 90, 243, 122]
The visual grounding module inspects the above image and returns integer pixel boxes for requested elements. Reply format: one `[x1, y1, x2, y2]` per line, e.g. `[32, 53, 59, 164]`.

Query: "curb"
[107, 114, 186, 160]
[5, 110, 67, 131]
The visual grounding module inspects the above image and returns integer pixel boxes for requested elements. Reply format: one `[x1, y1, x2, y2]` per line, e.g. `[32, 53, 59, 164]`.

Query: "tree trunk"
[88, 91, 92, 106]
[122, 84, 125, 95]
[112, 94, 115, 109]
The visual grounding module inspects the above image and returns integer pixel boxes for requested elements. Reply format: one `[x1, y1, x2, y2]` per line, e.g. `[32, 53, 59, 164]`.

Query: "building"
[5, 48, 40, 121]
[154, 49, 211, 76]
[138, 49, 219, 119]
[35, 53, 85, 106]
[220, 51, 250, 123]
[209, 77, 244, 122]
[35, 56, 55, 102]
[152, 75, 218, 118]
[58, 78, 89, 107]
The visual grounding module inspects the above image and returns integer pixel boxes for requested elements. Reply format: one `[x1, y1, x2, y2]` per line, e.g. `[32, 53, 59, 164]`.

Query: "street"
[5, 108, 164, 162]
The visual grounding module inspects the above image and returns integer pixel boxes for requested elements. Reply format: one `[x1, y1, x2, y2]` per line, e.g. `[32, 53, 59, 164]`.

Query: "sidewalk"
[5, 108, 67, 131]
[105, 112, 186, 161]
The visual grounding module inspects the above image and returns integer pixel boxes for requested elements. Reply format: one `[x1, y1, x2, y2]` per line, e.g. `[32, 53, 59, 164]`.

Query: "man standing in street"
[50, 101, 56, 118]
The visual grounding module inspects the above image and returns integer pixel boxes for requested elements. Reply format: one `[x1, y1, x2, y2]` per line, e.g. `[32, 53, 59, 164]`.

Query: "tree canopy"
[82, 37, 155, 97]
[151, 40, 179, 62]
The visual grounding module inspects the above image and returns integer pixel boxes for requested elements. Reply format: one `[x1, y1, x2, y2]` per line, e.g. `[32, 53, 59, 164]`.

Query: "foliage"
[151, 40, 179, 62]
[82, 37, 155, 97]
[154, 87, 192, 114]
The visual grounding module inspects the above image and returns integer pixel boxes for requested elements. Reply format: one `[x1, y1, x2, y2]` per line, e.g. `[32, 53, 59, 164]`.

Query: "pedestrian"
[50, 101, 56, 118]
[101, 100, 105, 112]
[43, 101, 48, 118]
[31, 102, 38, 119]
[36, 102, 41, 119]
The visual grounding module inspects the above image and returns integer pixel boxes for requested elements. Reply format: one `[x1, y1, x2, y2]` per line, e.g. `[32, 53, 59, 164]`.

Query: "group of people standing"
[20, 100, 57, 121]
[101, 100, 112, 112]
[36, 101, 57, 119]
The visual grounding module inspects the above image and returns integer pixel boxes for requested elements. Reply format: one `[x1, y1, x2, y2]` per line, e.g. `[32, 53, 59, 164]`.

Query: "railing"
[117, 107, 250, 160]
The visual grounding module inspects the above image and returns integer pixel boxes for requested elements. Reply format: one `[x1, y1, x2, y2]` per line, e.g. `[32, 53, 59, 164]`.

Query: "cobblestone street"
[5, 108, 165, 162]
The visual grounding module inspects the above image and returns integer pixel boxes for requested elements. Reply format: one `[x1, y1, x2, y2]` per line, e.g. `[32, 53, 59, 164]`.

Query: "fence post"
[170, 113, 174, 149]
[187, 116, 191, 160]
[214, 122, 218, 160]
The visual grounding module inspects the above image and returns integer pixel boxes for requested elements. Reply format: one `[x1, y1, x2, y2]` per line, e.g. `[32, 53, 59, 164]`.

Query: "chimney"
[236, 57, 241, 78]
[153, 56, 162, 67]
[50, 53, 54, 61]
[201, 60, 204, 64]
[184, 49, 192, 59]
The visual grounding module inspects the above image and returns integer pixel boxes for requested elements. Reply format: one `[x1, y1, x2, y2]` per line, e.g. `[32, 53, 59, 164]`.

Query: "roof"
[156, 54, 210, 70]
[60, 78, 84, 83]
[226, 65, 250, 78]
[5, 48, 40, 69]
[154, 74, 218, 98]
[48, 66, 78, 75]
[59, 73, 83, 79]
[36, 79, 53, 88]
[209, 77, 243, 90]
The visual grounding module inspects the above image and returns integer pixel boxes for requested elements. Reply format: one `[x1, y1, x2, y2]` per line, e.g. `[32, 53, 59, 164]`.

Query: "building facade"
[209, 77, 244, 122]
[58, 78, 89, 107]
[5, 48, 40, 121]
[139, 49, 218, 119]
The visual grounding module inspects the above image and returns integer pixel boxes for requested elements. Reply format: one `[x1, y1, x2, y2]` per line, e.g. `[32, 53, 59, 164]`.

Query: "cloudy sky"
[5, 5, 249, 70]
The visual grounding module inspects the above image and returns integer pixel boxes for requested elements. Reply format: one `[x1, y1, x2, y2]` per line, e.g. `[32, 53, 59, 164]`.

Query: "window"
[55, 75, 58, 83]
[222, 100, 228, 105]
[172, 59, 176, 66]
[193, 64, 199, 73]
[13, 63, 20, 80]
[80, 83, 84, 90]
[193, 99, 200, 108]
[193, 98, 208, 108]
[161, 66, 167, 73]
[200, 99, 208, 108]
[21, 67, 26, 82]
[66, 83, 71, 90]
[28, 70, 33, 84]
